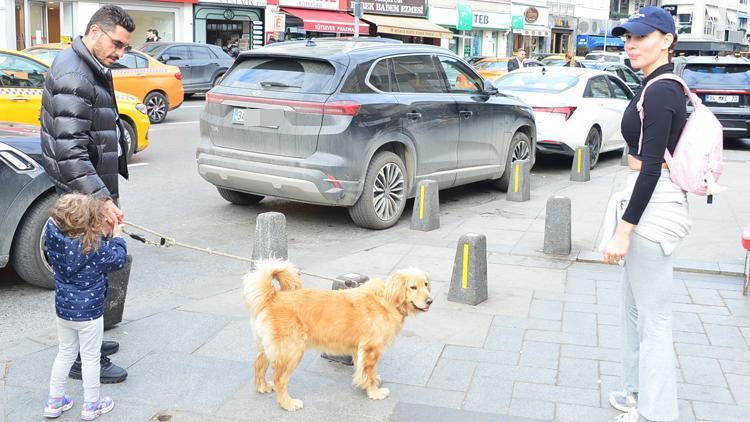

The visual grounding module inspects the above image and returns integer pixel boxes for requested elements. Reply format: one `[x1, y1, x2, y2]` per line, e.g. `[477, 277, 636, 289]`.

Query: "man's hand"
[103, 199, 124, 227]
[112, 223, 124, 238]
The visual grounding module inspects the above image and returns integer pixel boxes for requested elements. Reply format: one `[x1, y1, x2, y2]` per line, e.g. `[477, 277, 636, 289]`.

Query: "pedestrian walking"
[562, 51, 585, 68]
[507, 48, 526, 72]
[600, 6, 689, 422]
[39, 4, 134, 385]
[43, 194, 127, 420]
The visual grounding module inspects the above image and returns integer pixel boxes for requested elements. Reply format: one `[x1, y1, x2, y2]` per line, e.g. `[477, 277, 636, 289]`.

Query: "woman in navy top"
[603, 7, 691, 422]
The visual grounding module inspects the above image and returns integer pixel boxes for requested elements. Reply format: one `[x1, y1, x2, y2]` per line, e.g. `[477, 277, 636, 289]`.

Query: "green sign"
[511, 15, 525, 30]
[457, 4, 473, 31]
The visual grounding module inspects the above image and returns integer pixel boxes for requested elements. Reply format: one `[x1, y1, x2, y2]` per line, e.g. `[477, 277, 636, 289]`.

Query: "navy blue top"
[46, 219, 127, 321]
[620, 63, 687, 224]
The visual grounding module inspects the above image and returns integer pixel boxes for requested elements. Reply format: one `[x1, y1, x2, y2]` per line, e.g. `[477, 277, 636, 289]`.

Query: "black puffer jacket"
[40, 36, 128, 200]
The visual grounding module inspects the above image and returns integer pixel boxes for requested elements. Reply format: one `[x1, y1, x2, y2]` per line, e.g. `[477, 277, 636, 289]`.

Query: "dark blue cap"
[611, 6, 676, 37]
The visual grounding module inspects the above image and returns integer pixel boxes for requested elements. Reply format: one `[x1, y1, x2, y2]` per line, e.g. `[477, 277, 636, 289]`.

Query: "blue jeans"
[621, 232, 679, 421]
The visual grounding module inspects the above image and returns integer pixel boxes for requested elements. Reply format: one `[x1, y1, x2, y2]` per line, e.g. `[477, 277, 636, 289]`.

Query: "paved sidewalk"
[2, 155, 749, 421]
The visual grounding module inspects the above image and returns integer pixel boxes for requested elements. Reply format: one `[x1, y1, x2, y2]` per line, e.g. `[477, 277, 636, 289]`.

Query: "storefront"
[429, 3, 510, 58]
[510, 3, 550, 55]
[194, 0, 266, 51]
[11, 0, 75, 49]
[360, 0, 451, 46]
[549, 15, 574, 54]
[265, 0, 366, 42]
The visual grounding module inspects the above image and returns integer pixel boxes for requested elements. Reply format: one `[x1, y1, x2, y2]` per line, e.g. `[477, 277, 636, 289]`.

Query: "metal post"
[353, 0, 361, 38]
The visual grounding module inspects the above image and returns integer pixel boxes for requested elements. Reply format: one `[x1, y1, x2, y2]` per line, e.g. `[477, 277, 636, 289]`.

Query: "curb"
[576, 251, 745, 278]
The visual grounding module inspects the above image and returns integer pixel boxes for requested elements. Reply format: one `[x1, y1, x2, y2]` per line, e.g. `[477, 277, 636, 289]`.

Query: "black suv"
[197, 38, 536, 229]
[140, 42, 235, 96]
[674, 56, 750, 139]
[0, 123, 55, 288]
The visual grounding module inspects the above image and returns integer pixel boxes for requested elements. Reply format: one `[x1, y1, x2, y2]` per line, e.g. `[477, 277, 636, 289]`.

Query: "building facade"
[429, 0, 511, 57]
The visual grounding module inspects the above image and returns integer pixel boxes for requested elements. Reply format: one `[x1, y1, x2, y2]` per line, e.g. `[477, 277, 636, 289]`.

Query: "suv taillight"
[323, 101, 360, 116]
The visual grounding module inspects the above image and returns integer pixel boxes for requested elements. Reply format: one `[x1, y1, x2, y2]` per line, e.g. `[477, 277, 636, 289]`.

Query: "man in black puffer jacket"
[40, 4, 135, 385]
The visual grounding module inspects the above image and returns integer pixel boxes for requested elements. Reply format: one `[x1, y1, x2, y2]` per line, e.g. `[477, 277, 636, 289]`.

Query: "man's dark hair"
[517, 47, 526, 53]
[85, 5, 135, 35]
[152, 29, 159, 37]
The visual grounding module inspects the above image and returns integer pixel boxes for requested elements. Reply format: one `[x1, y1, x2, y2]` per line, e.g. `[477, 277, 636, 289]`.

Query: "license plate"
[232, 108, 245, 124]
[706, 94, 739, 104]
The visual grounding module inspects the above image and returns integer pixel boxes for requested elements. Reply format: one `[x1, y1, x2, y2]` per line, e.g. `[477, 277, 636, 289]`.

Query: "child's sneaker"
[43, 395, 73, 418]
[81, 397, 114, 420]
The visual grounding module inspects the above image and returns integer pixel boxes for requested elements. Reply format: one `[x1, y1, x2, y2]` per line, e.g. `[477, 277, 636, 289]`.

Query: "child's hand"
[112, 224, 124, 238]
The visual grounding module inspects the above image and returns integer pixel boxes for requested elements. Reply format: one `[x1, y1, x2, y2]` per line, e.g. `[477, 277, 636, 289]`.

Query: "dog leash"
[121, 221, 341, 283]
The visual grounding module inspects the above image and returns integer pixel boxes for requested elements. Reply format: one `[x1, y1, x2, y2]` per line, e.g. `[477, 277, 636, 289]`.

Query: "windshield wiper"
[260, 81, 300, 88]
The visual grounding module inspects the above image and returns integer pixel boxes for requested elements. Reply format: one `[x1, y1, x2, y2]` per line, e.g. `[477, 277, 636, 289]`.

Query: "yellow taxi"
[473, 57, 513, 82]
[24, 43, 184, 124]
[0, 49, 149, 159]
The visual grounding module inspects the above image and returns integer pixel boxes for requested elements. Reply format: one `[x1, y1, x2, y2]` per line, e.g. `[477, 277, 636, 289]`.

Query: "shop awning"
[282, 8, 369, 34]
[361, 14, 453, 40]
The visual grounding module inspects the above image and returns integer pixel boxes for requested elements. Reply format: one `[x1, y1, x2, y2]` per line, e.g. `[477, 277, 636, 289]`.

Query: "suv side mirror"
[159, 54, 171, 63]
[482, 79, 498, 95]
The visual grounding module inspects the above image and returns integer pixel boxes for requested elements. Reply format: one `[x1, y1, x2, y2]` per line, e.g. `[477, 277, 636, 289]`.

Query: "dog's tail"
[242, 259, 302, 316]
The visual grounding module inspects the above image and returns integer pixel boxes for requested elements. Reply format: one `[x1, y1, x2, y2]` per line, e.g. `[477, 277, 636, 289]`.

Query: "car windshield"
[586, 54, 621, 62]
[475, 61, 508, 71]
[25, 49, 60, 64]
[494, 72, 579, 93]
[541, 58, 566, 66]
[683, 63, 750, 89]
[220, 57, 336, 94]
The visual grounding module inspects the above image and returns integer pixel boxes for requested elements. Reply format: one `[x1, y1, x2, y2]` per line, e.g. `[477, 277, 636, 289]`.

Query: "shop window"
[0, 53, 47, 88]
[126, 9, 175, 42]
[392, 55, 444, 94]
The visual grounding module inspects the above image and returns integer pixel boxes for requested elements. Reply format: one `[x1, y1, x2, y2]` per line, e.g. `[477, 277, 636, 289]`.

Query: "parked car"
[494, 67, 632, 168]
[24, 43, 184, 124]
[198, 39, 536, 229]
[466, 55, 490, 65]
[473, 57, 542, 82]
[579, 60, 642, 92]
[0, 123, 55, 288]
[0, 49, 150, 160]
[541, 55, 587, 67]
[584, 51, 634, 69]
[674, 56, 750, 139]
[139, 42, 234, 97]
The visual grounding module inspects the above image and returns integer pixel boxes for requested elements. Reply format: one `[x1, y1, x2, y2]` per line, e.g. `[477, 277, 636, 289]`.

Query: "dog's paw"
[281, 399, 304, 412]
[257, 382, 275, 394]
[367, 387, 390, 400]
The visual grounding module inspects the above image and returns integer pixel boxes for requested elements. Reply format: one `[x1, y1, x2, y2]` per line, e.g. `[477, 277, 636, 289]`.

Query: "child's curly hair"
[49, 194, 109, 254]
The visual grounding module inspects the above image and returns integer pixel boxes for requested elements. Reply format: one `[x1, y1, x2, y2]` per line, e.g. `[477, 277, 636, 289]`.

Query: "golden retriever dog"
[243, 260, 433, 411]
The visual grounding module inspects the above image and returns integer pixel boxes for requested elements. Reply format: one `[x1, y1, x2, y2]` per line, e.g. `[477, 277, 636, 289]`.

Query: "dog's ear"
[384, 271, 409, 308]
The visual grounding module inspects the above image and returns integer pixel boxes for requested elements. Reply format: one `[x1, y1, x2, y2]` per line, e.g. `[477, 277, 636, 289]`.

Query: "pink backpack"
[637, 73, 726, 203]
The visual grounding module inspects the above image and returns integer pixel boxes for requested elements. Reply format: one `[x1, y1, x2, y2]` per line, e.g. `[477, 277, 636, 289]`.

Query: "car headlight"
[135, 103, 148, 115]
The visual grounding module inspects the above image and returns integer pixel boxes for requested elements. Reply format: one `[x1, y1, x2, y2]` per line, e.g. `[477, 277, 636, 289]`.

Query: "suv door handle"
[406, 112, 422, 121]
[459, 110, 473, 119]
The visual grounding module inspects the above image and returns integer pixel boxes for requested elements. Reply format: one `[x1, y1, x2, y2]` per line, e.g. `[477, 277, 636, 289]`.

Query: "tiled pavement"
[3, 257, 748, 422]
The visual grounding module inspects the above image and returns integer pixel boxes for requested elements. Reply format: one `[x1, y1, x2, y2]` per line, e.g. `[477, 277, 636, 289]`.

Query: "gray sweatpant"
[621, 232, 679, 421]
[49, 316, 103, 403]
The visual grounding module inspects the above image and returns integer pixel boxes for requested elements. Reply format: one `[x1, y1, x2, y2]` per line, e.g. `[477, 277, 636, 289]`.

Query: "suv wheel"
[10, 193, 56, 289]
[121, 119, 136, 161]
[349, 151, 407, 230]
[145, 91, 169, 124]
[217, 187, 264, 205]
[493, 131, 532, 192]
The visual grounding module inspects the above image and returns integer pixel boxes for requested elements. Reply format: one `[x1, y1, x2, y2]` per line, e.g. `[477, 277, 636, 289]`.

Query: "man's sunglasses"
[101, 30, 132, 52]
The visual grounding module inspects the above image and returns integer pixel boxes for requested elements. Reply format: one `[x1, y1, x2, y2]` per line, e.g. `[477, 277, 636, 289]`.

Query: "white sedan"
[493, 67, 633, 167]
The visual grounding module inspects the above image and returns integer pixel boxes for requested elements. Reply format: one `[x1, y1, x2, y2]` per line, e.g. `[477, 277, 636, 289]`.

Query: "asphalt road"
[2, 95, 748, 341]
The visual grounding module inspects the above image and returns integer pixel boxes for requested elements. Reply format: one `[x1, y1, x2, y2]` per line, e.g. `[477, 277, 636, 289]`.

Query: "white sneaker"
[614, 409, 639, 422]
[609, 389, 638, 413]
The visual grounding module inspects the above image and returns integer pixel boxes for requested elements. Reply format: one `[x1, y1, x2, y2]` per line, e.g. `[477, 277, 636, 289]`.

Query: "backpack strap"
[635, 73, 697, 159]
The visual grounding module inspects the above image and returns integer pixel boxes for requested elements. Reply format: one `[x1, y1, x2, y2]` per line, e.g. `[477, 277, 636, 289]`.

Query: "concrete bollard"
[251, 212, 288, 270]
[448, 233, 488, 305]
[506, 159, 531, 202]
[321, 272, 370, 365]
[620, 147, 629, 166]
[410, 179, 440, 231]
[570, 146, 591, 182]
[543, 196, 572, 255]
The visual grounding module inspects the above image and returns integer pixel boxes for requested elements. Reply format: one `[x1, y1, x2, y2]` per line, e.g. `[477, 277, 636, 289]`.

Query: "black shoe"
[101, 340, 119, 356]
[69, 356, 128, 384]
